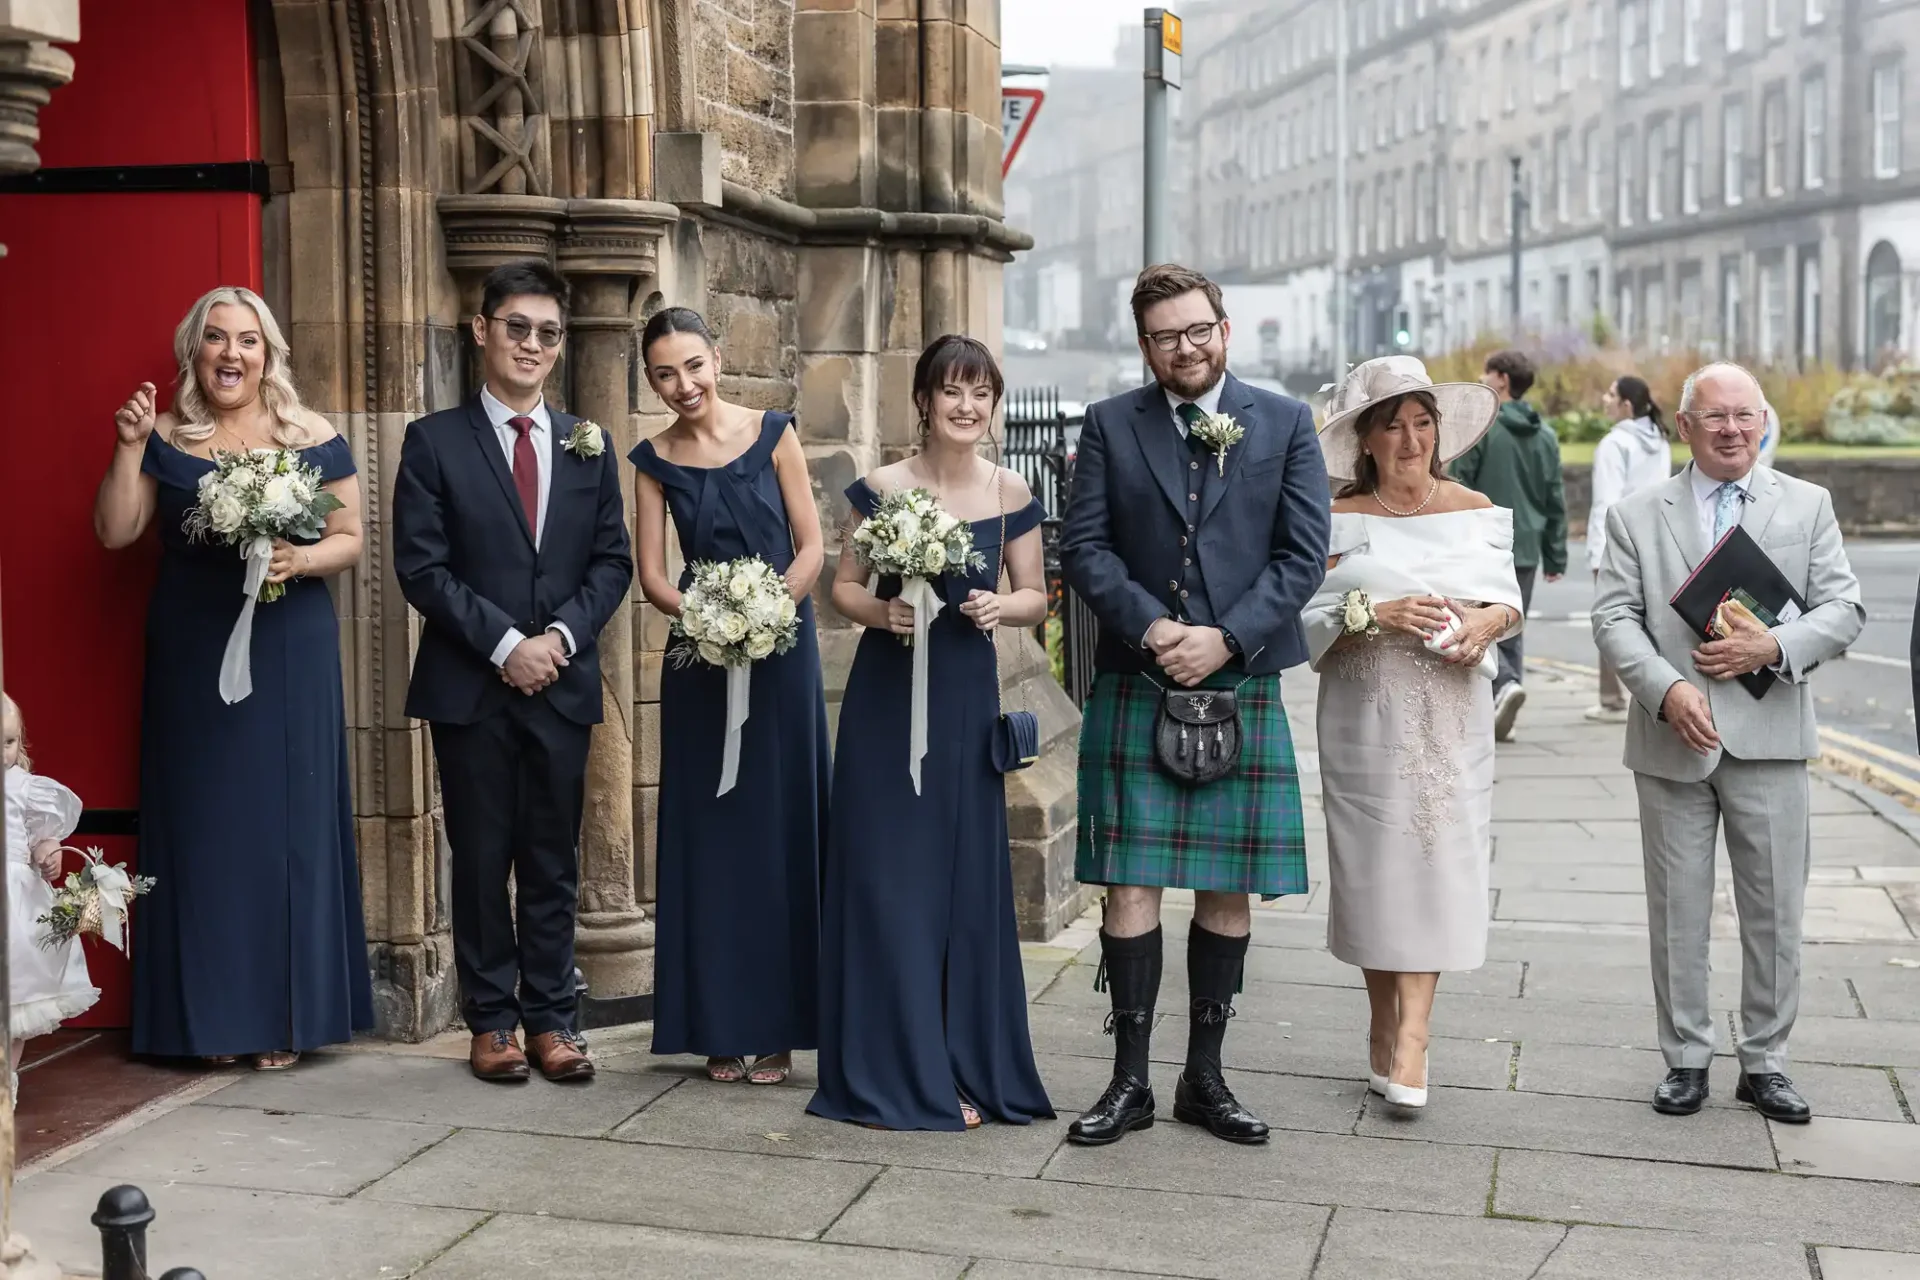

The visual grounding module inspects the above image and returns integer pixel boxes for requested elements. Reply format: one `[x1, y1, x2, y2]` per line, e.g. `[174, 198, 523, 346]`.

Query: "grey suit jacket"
[1591, 466, 1865, 783]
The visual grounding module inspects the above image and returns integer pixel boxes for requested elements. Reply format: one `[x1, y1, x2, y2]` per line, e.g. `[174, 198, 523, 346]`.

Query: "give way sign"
[1002, 87, 1045, 178]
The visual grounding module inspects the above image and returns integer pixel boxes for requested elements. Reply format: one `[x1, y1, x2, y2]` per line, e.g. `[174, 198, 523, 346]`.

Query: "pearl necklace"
[1372, 476, 1440, 517]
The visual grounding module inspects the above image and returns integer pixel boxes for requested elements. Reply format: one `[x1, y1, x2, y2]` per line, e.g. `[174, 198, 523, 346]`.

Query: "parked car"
[1005, 328, 1049, 354]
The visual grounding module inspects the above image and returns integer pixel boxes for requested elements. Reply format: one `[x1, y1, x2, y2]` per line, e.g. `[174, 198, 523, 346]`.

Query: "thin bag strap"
[990, 467, 1035, 720]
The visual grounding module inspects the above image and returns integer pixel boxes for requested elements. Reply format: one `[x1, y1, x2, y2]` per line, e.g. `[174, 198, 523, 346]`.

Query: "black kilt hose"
[1057, 375, 1331, 901]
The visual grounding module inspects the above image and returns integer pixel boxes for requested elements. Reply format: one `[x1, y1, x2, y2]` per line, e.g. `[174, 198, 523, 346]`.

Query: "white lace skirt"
[8, 860, 100, 1040]
[1318, 636, 1493, 973]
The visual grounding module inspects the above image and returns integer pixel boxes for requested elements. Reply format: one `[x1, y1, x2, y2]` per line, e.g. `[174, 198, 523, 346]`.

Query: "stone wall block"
[799, 353, 856, 442]
[794, 10, 872, 104]
[807, 445, 863, 540]
[797, 244, 880, 351]
[282, 91, 350, 191]
[654, 130, 724, 206]
[877, 349, 919, 447]
[633, 782, 659, 904]
[794, 100, 872, 207]
[637, 649, 664, 702]
[636, 699, 662, 788]
[883, 248, 923, 348]
[383, 726, 429, 819]
[874, 18, 920, 107]
[727, 42, 787, 120]
[919, 17, 955, 111]
[918, 106, 956, 212]
[874, 107, 921, 208]
[959, 21, 999, 124]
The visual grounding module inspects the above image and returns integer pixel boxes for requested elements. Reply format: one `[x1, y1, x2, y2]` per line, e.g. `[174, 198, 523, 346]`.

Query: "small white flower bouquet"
[671, 556, 801, 669]
[851, 487, 986, 582]
[670, 556, 799, 795]
[185, 448, 343, 603]
[36, 846, 155, 953]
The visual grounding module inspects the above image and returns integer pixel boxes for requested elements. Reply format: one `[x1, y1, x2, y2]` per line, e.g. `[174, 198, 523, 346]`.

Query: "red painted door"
[0, 0, 259, 1027]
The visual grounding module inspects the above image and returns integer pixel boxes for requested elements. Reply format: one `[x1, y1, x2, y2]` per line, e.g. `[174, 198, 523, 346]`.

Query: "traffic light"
[1393, 306, 1413, 349]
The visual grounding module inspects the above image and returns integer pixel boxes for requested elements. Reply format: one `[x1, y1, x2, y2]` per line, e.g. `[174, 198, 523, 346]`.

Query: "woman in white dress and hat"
[1304, 357, 1525, 1110]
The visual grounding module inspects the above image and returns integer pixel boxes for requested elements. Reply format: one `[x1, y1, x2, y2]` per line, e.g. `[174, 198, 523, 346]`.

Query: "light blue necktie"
[1711, 481, 1743, 542]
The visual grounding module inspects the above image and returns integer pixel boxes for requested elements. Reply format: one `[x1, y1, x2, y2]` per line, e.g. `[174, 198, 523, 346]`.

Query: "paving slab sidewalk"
[16, 667, 1920, 1279]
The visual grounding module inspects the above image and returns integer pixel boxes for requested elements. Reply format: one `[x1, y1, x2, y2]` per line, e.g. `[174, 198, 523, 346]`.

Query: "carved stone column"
[1, 9, 80, 1279]
[558, 198, 678, 1024]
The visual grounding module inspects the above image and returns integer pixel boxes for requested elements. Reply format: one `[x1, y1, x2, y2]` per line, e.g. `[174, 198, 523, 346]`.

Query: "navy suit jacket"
[1061, 373, 1331, 677]
[392, 399, 634, 726]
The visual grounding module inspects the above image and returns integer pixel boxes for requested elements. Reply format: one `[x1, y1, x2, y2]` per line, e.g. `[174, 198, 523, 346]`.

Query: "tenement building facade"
[0, 0, 1080, 1115]
[1180, 0, 1918, 378]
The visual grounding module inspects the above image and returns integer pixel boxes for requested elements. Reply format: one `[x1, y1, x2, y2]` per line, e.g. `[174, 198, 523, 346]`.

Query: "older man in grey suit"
[1593, 363, 1864, 1123]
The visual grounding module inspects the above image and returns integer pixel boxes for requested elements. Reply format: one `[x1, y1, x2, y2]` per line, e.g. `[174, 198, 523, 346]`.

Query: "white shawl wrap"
[1305, 509, 1526, 681]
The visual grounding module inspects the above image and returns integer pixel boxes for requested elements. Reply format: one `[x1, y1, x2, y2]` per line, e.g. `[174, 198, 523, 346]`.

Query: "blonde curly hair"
[168, 286, 315, 448]
[3, 691, 28, 772]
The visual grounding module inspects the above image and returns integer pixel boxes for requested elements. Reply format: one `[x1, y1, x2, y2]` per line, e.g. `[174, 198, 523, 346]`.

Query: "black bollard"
[92, 1184, 153, 1280]
[160, 1271, 209, 1280]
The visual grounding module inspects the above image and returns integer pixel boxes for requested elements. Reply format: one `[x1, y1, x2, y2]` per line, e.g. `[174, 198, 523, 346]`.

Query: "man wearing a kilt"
[1060, 264, 1331, 1146]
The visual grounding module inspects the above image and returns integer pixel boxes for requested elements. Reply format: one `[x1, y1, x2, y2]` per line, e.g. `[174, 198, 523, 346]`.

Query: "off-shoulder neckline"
[847, 476, 1043, 529]
[151, 432, 347, 465]
[637, 410, 784, 473]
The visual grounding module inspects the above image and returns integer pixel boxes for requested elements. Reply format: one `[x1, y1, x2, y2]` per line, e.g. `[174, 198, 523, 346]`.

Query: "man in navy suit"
[1062, 264, 1331, 1147]
[393, 260, 633, 1083]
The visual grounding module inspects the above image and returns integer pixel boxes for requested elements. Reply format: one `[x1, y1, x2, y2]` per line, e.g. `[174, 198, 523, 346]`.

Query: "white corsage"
[1190, 412, 1246, 476]
[564, 422, 606, 458]
[1339, 588, 1379, 638]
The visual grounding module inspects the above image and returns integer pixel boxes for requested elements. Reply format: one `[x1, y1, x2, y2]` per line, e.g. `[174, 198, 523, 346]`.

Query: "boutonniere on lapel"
[563, 421, 606, 459]
[1189, 412, 1245, 476]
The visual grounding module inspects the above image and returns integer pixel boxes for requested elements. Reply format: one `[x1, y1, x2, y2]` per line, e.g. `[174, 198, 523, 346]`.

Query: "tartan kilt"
[1075, 671, 1308, 899]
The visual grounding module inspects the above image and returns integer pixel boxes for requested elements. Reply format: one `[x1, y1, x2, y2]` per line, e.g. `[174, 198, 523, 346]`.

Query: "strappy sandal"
[253, 1051, 300, 1072]
[960, 1100, 983, 1130]
[706, 1056, 748, 1083]
[747, 1053, 791, 1085]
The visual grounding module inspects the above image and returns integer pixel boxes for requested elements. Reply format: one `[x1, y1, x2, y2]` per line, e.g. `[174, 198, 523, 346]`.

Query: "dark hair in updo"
[641, 306, 717, 363]
[1613, 374, 1667, 435]
[911, 335, 1004, 438]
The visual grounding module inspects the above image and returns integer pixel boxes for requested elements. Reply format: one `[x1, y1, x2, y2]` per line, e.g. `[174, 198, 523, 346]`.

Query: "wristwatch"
[1219, 627, 1243, 656]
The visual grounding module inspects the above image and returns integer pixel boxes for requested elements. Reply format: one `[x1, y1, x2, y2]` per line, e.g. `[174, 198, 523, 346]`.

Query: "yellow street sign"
[1162, 13, 1183, 55]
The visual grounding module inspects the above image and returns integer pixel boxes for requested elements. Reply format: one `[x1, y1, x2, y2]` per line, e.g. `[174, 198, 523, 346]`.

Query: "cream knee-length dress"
[1305, 509, 1523, 973]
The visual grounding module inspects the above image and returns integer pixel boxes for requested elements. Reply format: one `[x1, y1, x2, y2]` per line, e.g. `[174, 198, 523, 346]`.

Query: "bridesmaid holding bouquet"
[808, 335, 1055, 1132]
[631, 308, 830, 1085]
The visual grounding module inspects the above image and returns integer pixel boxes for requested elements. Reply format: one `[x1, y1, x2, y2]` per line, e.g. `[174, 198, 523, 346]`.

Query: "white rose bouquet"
[668, 555, 801, 795]
[669, 555, 801, 670]
[851, 486, 986, 585]
[184, 448, 343, 604]
[184, 447, 344, 704]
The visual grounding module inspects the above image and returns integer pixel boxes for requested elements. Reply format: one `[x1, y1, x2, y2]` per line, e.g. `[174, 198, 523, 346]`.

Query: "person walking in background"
[1592, 362, 1862, 1123]
[1585, 376, 1673, 723]
[393, 260, 633, 1085]
[1451, 349, 1567, 742]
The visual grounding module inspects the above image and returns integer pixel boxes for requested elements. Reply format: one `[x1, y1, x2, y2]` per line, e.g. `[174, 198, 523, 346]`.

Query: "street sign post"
[1002, 87, 1045, 178]
[1143, 9, 1182, 383]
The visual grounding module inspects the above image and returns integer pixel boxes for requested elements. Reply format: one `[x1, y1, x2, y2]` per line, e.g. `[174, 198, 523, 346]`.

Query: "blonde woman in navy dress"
[631, 308, 830, 1087]
[93, 287, 373, 1070]
[808, 335, 1054, 1131]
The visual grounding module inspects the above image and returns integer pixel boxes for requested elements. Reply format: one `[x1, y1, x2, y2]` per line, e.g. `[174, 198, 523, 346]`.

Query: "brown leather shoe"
[470, 1029, 530, 1082]
[526, 1029, 595, 1082]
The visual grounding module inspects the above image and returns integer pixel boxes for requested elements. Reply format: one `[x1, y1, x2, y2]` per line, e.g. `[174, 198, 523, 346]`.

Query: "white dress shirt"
[1685, 462, 1792, 680]
[1164, 375, 1226, 437]
[480, 386, 575, 668]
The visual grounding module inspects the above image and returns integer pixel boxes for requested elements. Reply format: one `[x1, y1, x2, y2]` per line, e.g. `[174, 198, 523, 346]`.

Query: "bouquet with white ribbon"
[36, 846, 155, 954]
[669, 555, 801, 796]
[850, 487, 985, 794]
[184, 448, 343, 704]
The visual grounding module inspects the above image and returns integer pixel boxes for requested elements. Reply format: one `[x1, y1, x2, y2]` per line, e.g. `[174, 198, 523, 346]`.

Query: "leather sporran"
[1151, 684, 1243, 786]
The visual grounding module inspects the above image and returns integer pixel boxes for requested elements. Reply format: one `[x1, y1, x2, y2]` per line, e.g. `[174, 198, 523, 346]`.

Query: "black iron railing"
[1003, 388, 1097, 707]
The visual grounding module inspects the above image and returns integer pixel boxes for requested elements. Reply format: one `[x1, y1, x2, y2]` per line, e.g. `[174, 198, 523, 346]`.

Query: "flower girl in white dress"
[5, 692, 100, 1096]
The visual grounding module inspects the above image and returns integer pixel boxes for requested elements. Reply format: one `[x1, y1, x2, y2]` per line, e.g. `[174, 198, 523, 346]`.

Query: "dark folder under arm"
[1668, 524, 1808, 700]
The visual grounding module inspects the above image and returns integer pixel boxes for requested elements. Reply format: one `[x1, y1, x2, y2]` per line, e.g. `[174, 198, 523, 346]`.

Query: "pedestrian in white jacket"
[1586, 375, 1672, 721]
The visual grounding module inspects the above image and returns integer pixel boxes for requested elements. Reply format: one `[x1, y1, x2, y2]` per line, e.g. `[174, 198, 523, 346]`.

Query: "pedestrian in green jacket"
[1450, 349, 1567, 741]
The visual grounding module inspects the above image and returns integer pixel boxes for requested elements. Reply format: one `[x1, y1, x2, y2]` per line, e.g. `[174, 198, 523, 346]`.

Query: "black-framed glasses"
[485, 314, 567, 348]
[1145, 321, 1222, 352]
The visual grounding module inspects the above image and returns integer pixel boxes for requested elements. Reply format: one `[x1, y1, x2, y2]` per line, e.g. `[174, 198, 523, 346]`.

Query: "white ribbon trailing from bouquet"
[91, 860, 134, 954]
[218, 536, 276, 705]
[900, 575, 945, 795]
[716, 662, 752, 796]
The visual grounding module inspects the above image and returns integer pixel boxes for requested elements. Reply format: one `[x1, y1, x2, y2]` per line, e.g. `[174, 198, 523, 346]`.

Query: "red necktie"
[509, 415, 539, 538]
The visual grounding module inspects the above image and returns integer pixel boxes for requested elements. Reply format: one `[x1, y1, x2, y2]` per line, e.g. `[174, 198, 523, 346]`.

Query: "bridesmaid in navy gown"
[632, 308, 830, 1085]
[809, 335, 1054, 1131]
[93, 287, 374, 1068]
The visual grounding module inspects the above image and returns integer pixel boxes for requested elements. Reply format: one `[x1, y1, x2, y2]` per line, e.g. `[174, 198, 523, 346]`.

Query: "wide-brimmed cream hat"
[1316, 355, 1500, 481]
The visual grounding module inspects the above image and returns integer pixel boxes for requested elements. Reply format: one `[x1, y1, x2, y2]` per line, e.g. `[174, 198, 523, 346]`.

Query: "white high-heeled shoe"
[1384, 1051, 1429, 1108]
[1367, 1035, 1389, 1095]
